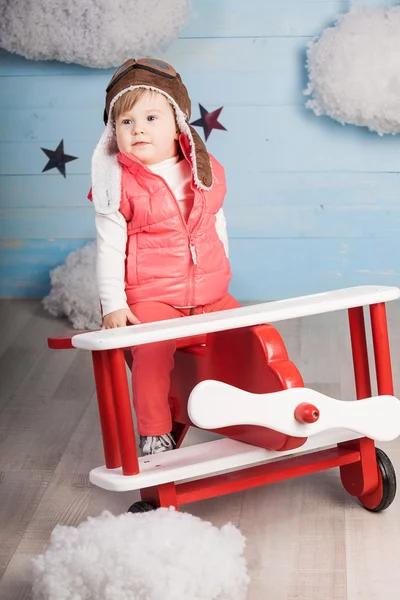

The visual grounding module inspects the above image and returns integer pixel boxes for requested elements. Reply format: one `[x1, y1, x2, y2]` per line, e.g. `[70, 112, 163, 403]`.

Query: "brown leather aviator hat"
[91, 58, 213, 215]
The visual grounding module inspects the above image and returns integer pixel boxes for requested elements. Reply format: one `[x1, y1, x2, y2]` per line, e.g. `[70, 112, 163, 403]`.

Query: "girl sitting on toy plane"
[89, 58, 240, 455]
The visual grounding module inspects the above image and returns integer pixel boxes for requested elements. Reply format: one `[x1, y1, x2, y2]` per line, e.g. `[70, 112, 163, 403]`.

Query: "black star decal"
[190, 104, 227, 141]
[41, 140, 78, 178]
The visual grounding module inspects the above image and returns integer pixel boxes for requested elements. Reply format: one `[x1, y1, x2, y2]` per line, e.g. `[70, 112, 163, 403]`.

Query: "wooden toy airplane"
[49, 285, 400, 513]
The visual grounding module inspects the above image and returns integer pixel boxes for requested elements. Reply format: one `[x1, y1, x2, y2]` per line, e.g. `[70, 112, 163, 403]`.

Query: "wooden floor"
[1, 298, 400, 599]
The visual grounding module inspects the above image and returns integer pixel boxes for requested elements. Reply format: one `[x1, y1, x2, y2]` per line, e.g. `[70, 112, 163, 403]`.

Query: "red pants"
[128, 294, 241, 435]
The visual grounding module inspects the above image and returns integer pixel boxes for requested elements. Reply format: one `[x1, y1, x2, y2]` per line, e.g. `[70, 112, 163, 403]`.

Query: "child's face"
[115, 90, 179, 165]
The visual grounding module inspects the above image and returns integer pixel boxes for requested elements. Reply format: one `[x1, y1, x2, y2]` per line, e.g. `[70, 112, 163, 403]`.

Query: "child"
[90, 58, 240, 455]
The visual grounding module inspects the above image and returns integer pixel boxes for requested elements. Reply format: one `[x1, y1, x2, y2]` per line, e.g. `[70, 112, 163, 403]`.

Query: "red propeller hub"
[294, 402, 320, 424]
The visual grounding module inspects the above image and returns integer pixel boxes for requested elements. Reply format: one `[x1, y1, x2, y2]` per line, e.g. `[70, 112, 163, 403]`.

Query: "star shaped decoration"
[190, 104, 227, 141]
[41, 140, 78, 178]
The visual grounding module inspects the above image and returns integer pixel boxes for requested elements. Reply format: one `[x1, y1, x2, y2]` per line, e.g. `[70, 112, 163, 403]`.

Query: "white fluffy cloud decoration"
[31, 509, 249, 600]
[0, 0, 189, 68]
[304, 5, 400, 135]
[42, 242, 101, 330]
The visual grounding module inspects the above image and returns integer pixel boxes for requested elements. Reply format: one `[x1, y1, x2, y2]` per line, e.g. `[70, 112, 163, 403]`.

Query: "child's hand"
[102, 309, 141, 329]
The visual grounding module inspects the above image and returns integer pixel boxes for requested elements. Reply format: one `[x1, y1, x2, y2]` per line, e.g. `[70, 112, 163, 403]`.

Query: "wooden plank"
[0, 36, 316, 112]
[0, 471, 52, 577]
[0, 352, 95, 470]
[0, 239, 93, 268]
[241, 467, 347, 599]
[0, 1, 350, 89]
[183, 0, 348, 37]
[10, 473, 138, 558]
[3, 106, 400, 175]
[0, 140, 91, 175]
[4, 17, 400, 109]
[53, 393, 115, 476]
[0, 49, 96, 76]
[0, 303, 74, 410]
[210, 106, 400, 174]
[0, 553, 37, 600]
[11, 403, 138, 559]
[0, 238, 94, 298]
[0, 0, 394, 81]
[228, 237, 400, 301]
[1, 237, 400, 300]
[345, 439, 400, 600]
[226, 204, 400, 240]
[1, 107, 100, 142]
[0, 277, 52, 298]
[225, 171, 400, 208]
[0, 299, 40, 358]
[298, 313, 343, 385]
[2, 203, 400, 240]
[11, 341, 78, 403]
[0, 397, 86, 472]
[0, 207, 95, 239]
[0, 75, 106, 109]
[2, 172, 400, 210]
[0, 174, 91, 208]
[52, 349, 96, 403]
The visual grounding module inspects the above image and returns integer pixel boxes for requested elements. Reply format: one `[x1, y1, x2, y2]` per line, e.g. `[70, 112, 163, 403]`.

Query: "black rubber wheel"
[362, 448, 397, 512]
[127, 501, 156, 514]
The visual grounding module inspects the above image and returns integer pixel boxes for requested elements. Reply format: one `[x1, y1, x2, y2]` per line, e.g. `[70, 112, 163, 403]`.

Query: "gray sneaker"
[139, 432, 176, 456]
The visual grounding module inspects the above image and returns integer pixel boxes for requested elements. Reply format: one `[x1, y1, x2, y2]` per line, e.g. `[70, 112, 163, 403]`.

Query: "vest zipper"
[189, 242, 198, 265]
[149, 172, 198, 306]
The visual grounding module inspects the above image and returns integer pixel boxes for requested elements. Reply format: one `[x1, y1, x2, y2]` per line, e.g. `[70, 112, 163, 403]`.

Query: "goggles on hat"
[106, 58, 177, 95]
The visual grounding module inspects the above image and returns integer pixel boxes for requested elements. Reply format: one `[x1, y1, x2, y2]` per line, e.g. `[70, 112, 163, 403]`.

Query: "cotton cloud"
[42, 242, 101, 330]
[0, 0, 189, 68]
[32, 509, 249, 600]
[304, 6, 400, 135]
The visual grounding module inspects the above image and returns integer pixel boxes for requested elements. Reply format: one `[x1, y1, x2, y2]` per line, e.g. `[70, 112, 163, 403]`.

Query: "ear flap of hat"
[170, 96, 213, 189]
[188, 126, 213, 189]
[91, 122, 121, 215]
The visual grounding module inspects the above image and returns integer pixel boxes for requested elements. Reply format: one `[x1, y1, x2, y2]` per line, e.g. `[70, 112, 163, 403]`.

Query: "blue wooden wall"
[1, 0, 399, 300]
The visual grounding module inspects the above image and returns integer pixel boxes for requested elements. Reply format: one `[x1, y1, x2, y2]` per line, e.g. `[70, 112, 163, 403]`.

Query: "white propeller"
[188, 381, 400, 442]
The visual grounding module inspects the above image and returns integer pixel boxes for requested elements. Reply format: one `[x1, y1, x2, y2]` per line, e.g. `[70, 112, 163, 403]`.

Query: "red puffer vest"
[118, 135, 232, 307]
